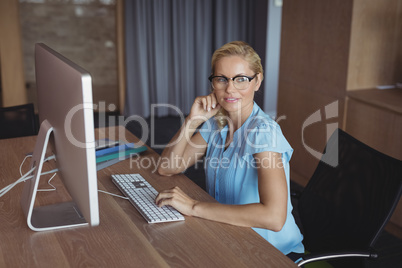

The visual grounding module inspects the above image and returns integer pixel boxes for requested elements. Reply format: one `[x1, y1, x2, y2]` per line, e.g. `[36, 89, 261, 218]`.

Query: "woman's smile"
[224, 97, 240, 103]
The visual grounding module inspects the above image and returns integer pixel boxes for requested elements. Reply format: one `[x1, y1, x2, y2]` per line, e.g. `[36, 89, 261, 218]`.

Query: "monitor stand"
[21, 120, 88, 231]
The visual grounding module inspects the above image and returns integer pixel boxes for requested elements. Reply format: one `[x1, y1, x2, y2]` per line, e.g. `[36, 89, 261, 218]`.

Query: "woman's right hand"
[158, 93, 217, 176]
[189, 93, 221, 122]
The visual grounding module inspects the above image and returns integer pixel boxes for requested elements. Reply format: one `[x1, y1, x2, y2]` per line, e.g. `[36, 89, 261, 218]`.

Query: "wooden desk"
[0, 127, 297, 267]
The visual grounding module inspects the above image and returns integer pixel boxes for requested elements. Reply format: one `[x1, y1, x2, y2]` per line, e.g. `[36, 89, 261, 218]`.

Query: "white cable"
[20, 154, 58, 192]
[1, 166, 35, 194]
[23, 168, 59, 180]
[98, 190, 128, 200]
[0, 168, 59, 197]
[19, 155, 31, 177]
[20, 154, 56, 175]
[36, 172, 57, 192]
[1, 154, 59, 198]
[0, 166, 36, 197]
[3, 154, 127, 199]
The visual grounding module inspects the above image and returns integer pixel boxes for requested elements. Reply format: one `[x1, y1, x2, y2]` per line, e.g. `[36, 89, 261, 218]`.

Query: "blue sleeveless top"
[199, 102, 304, 255]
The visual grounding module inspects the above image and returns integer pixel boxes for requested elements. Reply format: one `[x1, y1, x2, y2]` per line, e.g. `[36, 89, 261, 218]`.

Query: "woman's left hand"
[155, 186, 197, 216]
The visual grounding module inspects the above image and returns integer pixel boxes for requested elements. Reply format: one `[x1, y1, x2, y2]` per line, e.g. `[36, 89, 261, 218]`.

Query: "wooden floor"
[98, 113, 402, 268]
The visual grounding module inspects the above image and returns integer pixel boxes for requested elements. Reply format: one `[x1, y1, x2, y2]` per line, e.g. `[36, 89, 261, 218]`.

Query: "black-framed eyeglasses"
[208, 73, 258, 90]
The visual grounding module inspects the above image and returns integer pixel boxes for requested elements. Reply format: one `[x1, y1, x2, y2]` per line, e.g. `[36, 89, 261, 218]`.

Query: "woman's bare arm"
[157, 93, 220, 176]
[156, 151, 288, 231]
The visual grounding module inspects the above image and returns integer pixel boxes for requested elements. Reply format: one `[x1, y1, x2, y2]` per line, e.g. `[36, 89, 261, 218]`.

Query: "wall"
[19, 0, 118, 111]
[278, 0, 402, 232]
[277, 0, 353, 185]
[278, 0, 402, 184]
[0, 0, 27, 107]
[347, 0, 402, 90]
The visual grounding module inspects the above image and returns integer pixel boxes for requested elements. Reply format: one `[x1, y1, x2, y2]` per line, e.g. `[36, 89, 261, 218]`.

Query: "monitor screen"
[21, 43, 99, 231]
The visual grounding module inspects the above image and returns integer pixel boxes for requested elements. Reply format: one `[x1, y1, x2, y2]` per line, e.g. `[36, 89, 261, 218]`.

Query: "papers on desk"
[95, 138, 120, 150]
[95, 141, 147, 171]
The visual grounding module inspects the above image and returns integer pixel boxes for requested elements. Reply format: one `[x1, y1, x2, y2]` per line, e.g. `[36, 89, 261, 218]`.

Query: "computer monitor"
[21, 43, 99, 231]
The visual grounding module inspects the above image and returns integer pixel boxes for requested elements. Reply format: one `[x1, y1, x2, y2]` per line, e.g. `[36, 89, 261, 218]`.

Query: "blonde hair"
[211, 41, 264, 129]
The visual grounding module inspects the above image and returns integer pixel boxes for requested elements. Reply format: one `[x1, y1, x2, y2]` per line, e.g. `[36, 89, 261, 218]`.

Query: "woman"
[156, 41, 304, 258]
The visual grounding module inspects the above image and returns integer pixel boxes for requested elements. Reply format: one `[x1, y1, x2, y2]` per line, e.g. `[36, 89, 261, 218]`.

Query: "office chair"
[0, 103, 38, 139]
[295, 129, 402, 267]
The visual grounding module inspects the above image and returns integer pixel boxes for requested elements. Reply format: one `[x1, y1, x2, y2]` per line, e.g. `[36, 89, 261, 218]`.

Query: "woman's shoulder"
[242, 104, 291, 150]
[241, 104, 293, 161]
[245, 104, 281, 133]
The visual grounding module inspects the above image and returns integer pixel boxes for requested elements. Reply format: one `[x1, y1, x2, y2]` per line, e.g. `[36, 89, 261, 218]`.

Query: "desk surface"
[0, 126, 297, 267]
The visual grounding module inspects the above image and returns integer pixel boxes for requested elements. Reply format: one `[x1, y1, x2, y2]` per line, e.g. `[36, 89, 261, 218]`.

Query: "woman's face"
[213, 55, 261, 115]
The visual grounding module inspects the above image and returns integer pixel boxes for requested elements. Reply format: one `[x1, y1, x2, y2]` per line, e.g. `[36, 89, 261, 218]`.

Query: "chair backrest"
[0, 103, 38, 139]
[298, 128, 402, 253]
